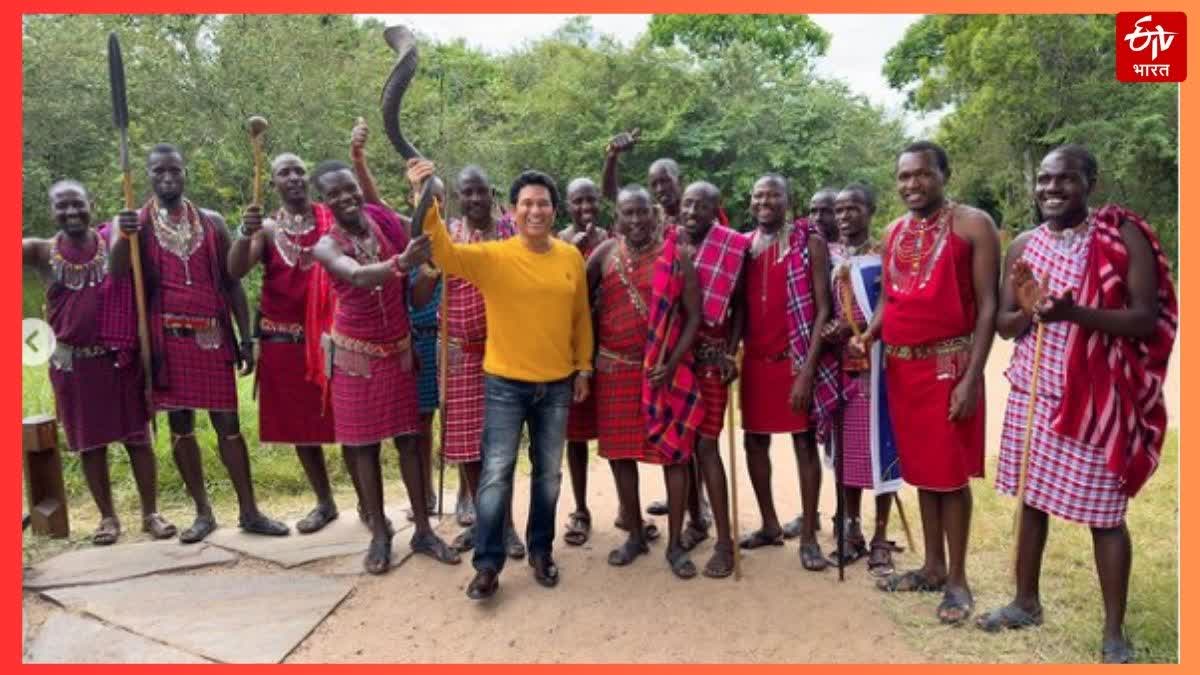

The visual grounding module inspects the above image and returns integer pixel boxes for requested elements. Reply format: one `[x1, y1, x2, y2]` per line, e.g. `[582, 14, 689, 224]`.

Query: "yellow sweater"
[426, 211, 593, 382]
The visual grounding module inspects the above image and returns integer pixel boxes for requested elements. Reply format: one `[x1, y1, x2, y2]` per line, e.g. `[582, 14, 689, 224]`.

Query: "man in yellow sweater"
[409, 160, 593, 601]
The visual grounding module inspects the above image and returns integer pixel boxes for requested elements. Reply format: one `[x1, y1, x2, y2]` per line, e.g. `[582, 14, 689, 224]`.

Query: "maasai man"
[557, 177, 611, 547]
[977, 146, 1176, 664]
[110, 144, 287, 543]
[227, 153, 343, 534]
[24, 180, 175, 545]
[602, 129, 712, 533]
[782, 187, 840, 540]
[588, 185, 702, 578]
[308, 161, 459, 574]
[820, 183, 902, 574]
[675, 180, 750, 578]
[738, 174, 838, 574]
[349, 118, 440, 521]
[862, 141, 999, 626]
[438, 165, 524, 559]
[417, 159, 593, 601]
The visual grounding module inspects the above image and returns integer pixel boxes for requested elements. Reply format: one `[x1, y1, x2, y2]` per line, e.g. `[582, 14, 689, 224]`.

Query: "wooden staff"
[837, 263, 916, 552]
[248, 116, 268, 207]
[108, 33, 154, 432]
[1011, 321, 1047, 580]
[725, 357, 744, 580]
[436, 263, 449, 517]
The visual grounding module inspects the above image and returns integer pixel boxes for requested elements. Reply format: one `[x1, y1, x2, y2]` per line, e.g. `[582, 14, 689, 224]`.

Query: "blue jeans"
[473, 374, 571, 574]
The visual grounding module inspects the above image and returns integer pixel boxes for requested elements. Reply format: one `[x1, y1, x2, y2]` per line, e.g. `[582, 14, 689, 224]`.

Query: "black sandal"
[666, 545, 697, 579]
[607, 537, 649, 566]
[876, 569, 945, 593]
[363, 535, 392, 575]
[826, 536, 868, 566]
[800, 541, 829, 571]
[451, 527, 474, 552]
[179, 514, 217, 544]
[738, 528, 784, 549]
[296, 505, 338, 534]
[866, 540, 896, 577]
[976, 603, 1044, 632]
[702, 541, 735, 579]
[410, 531, 461, 565]
[239, 512, 290, 537]
[679, 521, 709, 552]
[936, 587, 975, 625]
[563, 511, 592, 546]
[1102, 638, 1135, 664]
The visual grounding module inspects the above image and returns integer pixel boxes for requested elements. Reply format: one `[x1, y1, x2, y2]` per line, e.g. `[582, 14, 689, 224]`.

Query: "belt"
[330, 331, 412, 358]
[884, 335, 971, 360]
[447, 336, 486, 355]
[50, 342, 110, 372]
[596, 347, 642, 372]
[259, 331, 305, 344]
[327, 331, 413, 379]
[745, 349, 791, 363]
[694, 337, 732, 366]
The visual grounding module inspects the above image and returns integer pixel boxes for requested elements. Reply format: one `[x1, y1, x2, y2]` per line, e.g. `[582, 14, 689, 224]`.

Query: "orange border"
[8, 2, 1191, 670]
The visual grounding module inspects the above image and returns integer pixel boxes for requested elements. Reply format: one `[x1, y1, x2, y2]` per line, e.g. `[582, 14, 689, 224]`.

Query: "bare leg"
[295, 445, 335, 511]
[607, 459, 646, 565]
[1093, 522, 1132, 646]
[743, 432, 782, 537]
[792, 432, 822, 546]
[566, 440, 590, 518]
[80, 446, 115, 520]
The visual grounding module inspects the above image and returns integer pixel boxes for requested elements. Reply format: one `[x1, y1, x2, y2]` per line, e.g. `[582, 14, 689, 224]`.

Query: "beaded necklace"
[888, 202, 954, 294]
[151, 199, 204, 286]
[49, 230, 107, 291]
[271, 205, 317, 270]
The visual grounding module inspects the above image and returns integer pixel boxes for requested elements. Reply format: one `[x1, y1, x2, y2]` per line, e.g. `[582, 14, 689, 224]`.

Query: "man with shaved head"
[24, 180, 175, 545]
[557, 175, 611, 547]
[737, 174, 837, 573]
[110, 144, 287, 543]
[675, 180, 751, 577]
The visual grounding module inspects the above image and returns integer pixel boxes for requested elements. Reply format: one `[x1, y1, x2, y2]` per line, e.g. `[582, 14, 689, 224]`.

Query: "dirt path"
[288, 432, 924, 663]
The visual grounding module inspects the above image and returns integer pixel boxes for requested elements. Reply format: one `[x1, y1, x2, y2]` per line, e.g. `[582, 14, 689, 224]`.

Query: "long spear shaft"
[109, 32, 154, 433]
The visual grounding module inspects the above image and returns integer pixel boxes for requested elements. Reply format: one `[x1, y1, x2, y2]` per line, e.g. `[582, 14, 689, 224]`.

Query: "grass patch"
[880, 431, 1179, 664]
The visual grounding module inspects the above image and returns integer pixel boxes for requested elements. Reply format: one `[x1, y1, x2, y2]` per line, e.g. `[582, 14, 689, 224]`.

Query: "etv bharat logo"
[1117, 12, 1186, 82]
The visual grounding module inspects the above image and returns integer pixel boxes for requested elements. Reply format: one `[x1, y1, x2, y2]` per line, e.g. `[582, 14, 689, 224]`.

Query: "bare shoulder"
[1007, 229, 1035, 259]
[952, 204, 998, 239]
[200, 208, 228, 229]
[557, 225, 578, 241]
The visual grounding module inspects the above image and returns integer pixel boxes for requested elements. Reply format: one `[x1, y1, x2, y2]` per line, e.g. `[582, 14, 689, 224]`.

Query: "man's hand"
[350, 117, 369, 159]
[647, 360, 678, 389]
[397, 234, 432, 271]
[1012, 261, 1046, 317]
[241, 205, 263, 236]
[406, 158, 436, 193]
[606, 128, 640, 156]
[237, 341, 255, 377]
[1035, 290, 1077, 324]
[719, 356, 739, 385]
[789, 368, 814, 413]
[573, 373, 591, 403]
[117, 210, 140, 236]
[947, 372, 979, 421]
[821, 319, 850, 345]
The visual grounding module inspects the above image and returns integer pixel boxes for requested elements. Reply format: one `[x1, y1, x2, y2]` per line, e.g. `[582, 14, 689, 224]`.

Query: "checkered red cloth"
[1052, 206, 1178, 497]
[258, 340, 335, 444]
[442, 348, 485, 463]
[694, 223, 750, 328]
[597, 362, 655, 462]
[997, 220, 1127, 526]
[643, 232, 702, 465]
[695, 369, 728, 440]
[566, 396, 599, 441]
[838, 372, 873, 489]
[154, 333, 238, 411]
[331, 349, 419, 445]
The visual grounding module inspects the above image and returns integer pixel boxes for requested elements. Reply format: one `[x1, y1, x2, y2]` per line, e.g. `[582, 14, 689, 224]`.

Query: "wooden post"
[22, 414, 69, 538]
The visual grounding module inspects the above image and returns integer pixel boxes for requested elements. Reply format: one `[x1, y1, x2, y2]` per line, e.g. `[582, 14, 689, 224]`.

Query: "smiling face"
[1035, 150, 1093, 227]
[895, 150, 945, 215]
[617, 189, 656, 249]
[458, 171, 493, 226]
[834, 189, 872, 244]
[314, 169, 364, 227]
[50, 184, 91, 238]
[566, 180, 599, 228]
[514, 184, 555, 240]
[272, 156, 309, 206]
[750, 176, 789, 229]
[680, 183, 718, 243]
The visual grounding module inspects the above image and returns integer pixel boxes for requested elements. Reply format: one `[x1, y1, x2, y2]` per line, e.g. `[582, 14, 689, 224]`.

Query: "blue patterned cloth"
[408, 268, 442, 413]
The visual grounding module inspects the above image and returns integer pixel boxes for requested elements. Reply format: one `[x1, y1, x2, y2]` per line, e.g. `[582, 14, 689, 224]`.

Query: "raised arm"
[350, 118, 389, 208]
[227, 205, 268, 280]
[409, 159, 493, 285]
[602, 129, 639, 202]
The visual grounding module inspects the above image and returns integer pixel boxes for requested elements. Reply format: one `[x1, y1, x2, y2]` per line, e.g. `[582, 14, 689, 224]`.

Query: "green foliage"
[22, 14, 905, 240]
[647, 14, 829, 73]
[883, 15, 1178, 268]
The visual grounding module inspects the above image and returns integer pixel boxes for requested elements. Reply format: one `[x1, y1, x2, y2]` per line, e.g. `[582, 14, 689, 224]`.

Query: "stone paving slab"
[205, 507, 439, 568]
[23, 542, 237, 590]
[42, 571, 353, 663]
[25, 612, 212, 663]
